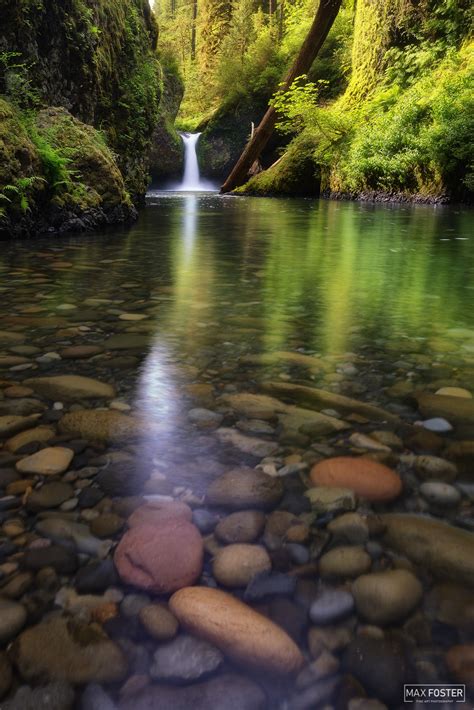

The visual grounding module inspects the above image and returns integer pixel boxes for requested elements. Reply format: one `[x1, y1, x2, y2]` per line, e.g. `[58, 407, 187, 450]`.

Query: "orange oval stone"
[170, 586, 305, 675]
[310, 456, 402, 502]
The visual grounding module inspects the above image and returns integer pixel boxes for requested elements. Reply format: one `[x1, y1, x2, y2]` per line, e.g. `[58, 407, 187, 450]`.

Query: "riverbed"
[0, 193, 473, 709]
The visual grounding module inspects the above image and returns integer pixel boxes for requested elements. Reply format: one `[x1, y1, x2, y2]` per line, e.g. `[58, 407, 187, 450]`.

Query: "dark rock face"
[198, 95, 282, 180]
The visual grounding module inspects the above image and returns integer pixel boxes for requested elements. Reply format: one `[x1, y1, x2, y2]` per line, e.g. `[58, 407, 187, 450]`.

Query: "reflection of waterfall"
[182, 193, 197, 260]
[176, 133, 216, 192]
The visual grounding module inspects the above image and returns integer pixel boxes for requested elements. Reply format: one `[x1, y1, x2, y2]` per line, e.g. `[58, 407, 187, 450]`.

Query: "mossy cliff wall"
[0, 0, 163, 237]
[149, 58, 185, 183]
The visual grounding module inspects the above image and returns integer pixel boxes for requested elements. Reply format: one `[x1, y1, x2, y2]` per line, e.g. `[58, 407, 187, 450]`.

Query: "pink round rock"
[114, 519, 203, 594]
[127, 501, 193, 528]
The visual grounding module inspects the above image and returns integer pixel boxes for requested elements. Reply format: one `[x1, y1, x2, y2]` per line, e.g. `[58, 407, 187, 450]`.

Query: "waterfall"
[177, 133, 215, 192]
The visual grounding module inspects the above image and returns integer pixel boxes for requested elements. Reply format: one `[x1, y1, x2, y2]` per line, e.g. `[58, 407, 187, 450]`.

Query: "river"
[0, 193, 473, 708]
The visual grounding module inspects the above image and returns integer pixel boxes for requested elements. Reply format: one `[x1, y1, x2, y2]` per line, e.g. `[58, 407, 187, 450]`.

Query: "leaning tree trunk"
[221, 0, 342, 193]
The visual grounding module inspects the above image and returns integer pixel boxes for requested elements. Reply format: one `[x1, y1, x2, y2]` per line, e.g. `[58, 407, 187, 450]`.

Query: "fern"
[0, 175, 45, 213]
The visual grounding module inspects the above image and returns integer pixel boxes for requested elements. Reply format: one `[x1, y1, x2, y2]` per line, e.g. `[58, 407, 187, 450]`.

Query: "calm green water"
[1, 194, 474, 707]
[2, 193, 474, 397]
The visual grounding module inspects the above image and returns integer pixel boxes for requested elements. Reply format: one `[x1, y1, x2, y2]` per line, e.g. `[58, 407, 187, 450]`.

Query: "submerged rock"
[35, 518, 111, 557]
[150, 633, 223, 682]
[118, 673, 266, 710]
[0, 681, 75, 710]
[215, 428, 279, 458]
[114, 520, 203, 594]
[206, 468, 283, 510]
[310, 457, 402, 502]
[244, 570, 297, 601]
[419, 481, 461, 507]
[309, 589, 355, 624]
[16, 447, 74, 476]
[139, 603, 179, 641]
[319, 545, 371, 579]
[59, 410, 143, 443]
[11, 617, 127, 684]
[170, 586, 305, 675]
[22, 546, 78, 574]
[213, 544, 271, 587]
[25, 375, 115, 401]
[0, 651, 12, 700]
[416, 392, 474, 436]
[26, 482, 74, 510]
[261, 382, 400, 423]
[0, 414, 42, 439]
[127, 501, 192, 528]
[445, 644, 474, 686]
[343, 636, 409, 706]
[382, 514, 474, 586]
[352, 569, 423, 625]
[6, 425, 55, 453]
[0, 599, 27, 644]
[305, 486, 356, 513]
[214, 510, 265, 543]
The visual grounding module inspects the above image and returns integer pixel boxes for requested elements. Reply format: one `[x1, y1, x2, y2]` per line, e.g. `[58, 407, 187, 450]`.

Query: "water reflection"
[0, 196, 472, 377]
[148, 197, 473, 364]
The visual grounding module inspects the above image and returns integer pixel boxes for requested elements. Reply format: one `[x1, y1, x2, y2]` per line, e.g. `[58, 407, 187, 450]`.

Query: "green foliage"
[0, 51, 40, 108]
[2, 0, 161, 198]
[26, 122, 73, 192]
[237, 0, 473, 200]
[0, 175, 44, 214]
[157, 0, 353, 126]
[235, 134, 320, 195]
[335, 42, 474, 196]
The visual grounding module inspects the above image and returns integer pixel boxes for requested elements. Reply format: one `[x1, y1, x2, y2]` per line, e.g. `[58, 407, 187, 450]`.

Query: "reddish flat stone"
[310, 456, 402, 502]
[114, 519, 203, 594]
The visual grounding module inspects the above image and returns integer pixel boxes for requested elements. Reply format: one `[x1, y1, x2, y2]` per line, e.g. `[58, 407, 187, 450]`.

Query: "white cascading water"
[177, 133, 215, 191]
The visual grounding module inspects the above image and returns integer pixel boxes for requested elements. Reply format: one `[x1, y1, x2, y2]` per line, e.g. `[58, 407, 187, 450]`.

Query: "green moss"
[236, 136, 320, 196]
[1, 0, 161, 199]
[149, 54, 184, 180]
[0, 99, 39, 188]
[33, 107, 131, 210]
[0, 99, 43, 222]
[0, 98, 133, 236]
[333, 42, 474, 198]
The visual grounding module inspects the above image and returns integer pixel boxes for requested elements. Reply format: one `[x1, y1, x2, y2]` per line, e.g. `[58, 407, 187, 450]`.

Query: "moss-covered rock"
[0, 102, 136, 238]
[0, 100, 40, 191]
[236, 136, 320, 197]
[0, 0, 161, 200]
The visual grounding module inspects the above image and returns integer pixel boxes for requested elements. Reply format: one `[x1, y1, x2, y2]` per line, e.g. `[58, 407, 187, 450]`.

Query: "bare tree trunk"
[221, 0, 342, 193]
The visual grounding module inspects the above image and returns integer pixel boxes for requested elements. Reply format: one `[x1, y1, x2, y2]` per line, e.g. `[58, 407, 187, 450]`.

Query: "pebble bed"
[0, 212, 473, 710]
